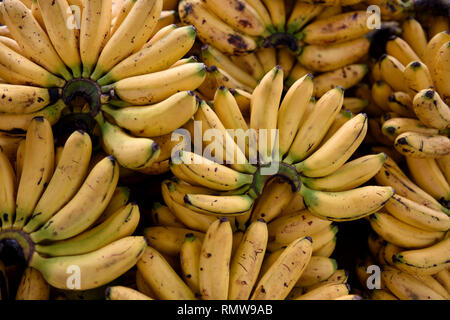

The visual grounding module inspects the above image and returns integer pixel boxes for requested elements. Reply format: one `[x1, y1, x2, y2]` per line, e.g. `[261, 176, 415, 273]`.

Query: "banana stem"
[0, 229, 35, 266]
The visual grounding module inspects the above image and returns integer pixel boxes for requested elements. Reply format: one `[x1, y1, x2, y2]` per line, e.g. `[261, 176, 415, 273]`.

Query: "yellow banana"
[262, 0, 285, 32]
[199, 218, 233, 300]
[403, 61, 433, 98]
[110, 0, 135, 37]
[386, 36, 421, 66]
[434, 269, 450, 293]
[1, 0, 71, 80]
[150, 202, 184, 228]
[178, 0, 257, 55]
[372, 80, 394, 112]
[293, 282, 350, 300]
[382, 118, 444, 142]
[30, 156, 119, 243]
[312, 237, 337, 258]
[277, 47, 296, 78]
[369, 212, 444, 249]
[79, 0, 112, 77]
[30, 236, 147, 290]
[0, 84, 60, 114]
[370, 289, 398, 300]
[401, 18, 428, 60]
[394, 131, 450, 158]
[98, 26, 197, 85]
[15, 267, 49, 300]
[379, 54, 407, 92]
[387, 91, 415, 118]
[95, 186, 131, 225]
[229, 219, 268, 300]
[180, 233, 202, 295]
[0, 35, 21, 53]
[144, 225, 204, 256]
[0, 148, 16, 230]
[91, 0, 163, 80]
[185, 193, 254, 216]
[301, 153, 387, 192]
[295, 256, 338, 287]
[23, 130, 92, 233]
[229, 52, 265, 81]
[286, 2, 323, 34]
[105, 286, 152, 300]
[313, 64, 368, 97]
[251, 236, 313, 300]
[254, 47, 278, 74]
[342, 97, 369, 114]
[412, 89, 450, 130]
[432, 41, 450, 104]
[385, 194, 450, 232]
[245, 0, 273, 32]
[285, 61, 311, 87]
[437, 155, 450, 181]
[424, 31, 450, 73]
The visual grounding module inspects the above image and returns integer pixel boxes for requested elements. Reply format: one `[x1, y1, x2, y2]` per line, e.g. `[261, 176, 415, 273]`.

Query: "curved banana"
[313, 64, 368, 97]
[295, 256, 338, 287]
[413, 89, 450, 130]
[13, 117, 54, 229]
[371, 80, 394, 112]
[144, 226, 204, 257]
[437, 155, 450, 182]
[424, 31, 450, 73]
[251, 236, 313, 300]
[313, 237, 337, 258]
[295, 113, 368, 178]
[35, 203, 140, 257]
[286, 2, 323, 34]
[105, 286, 152, 300]
[0, 147, 16, 230]
[180, 233, 202, 295]
[403, 61, 433, 98]
[370, 289, 398, 300]
[381, 117, 443, 141]
[30, 236, 147, 290]
[432, 41, 450, 103]
[262, 0, 285, 32]
[95, 186, 131, 225]
[185, 193, 254, 216]
[95, 113, 160, 170]
[91, 0, 163, 80]
[229, 219, 268, 300]
[98, 26, 197, 85]
[199, 218, 233, 300]
[30, 156, 119, 243]
[23, 130, 92, 233]
[301, 184, 394, 222]
[394, 131, 450, 158]
[386, 36, 421, 66]
[0, 84, 59, 114]
[229, 52, 265, 81]
[401, 17, 427, 60]
[379, 54, 407, 92]
[285, 86, 344, 164]
[434, 269, 450, 293]
[369, 212, 444, 249]
[15, 267, 49, 300]
[150, 202, 183, 228]
[293, 283, 350, 300]
[301, 153, 387, 192]
[343, 97, 369, 114]
[80, 0, 112, 78]
[387, 91, 415, 118]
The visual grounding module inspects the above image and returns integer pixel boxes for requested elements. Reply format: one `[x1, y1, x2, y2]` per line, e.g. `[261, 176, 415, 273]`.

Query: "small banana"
[262, 0, 285, 32]
[295, 256, 338, 287]
[403, 61, 433, 98]
[379, 54, 407, 92]
[413, 89, 450, 130]
[105, 286, 152, 300]
[432, 41, 450, 103]
[95, 186, 131, 225]
[180, 233, 202, 295]
[0, 84, 59, 114]
[144, 226, 204, 257]
[394, 131, 450, 158]
[15, 267, 49, 300]
[286, 2, 323, 34]
[313, 64, 368, 97]
[401, 17, 428, 60]
[0, 147, 16, 230]
[386, 36, 421, 66]
[185, 193, 254, 216]
[150, 202, 184, 228]
[381, 117, 444, 141]
[372, 80, 394, 112]
[313, 238, 337, 258]
[342, 97, 369, 114]
[437, 155, 450, 181]
[423, 31, 450, 73]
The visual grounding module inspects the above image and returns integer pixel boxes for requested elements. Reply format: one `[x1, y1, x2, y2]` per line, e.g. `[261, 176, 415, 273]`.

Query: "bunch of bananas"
[0, 0, 206, 175]
[0, 117, 146, 299]
[105, 217, 359, 300]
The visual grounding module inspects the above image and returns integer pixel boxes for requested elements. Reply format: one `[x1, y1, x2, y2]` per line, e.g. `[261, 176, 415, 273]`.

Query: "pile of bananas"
[0, 117, 146, 299]
[0, 0, 206, 175]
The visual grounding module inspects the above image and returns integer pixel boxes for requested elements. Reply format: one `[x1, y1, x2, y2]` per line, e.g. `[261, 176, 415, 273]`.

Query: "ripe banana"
[300, 153, 387, 192]
[434, 269, 450, 293]
[424, 31, 450, 74]
[106, 286, 152, 300]
[229, 219, 268, 300]
[286, 2, 323, 34]
[403, 61, 433, 98]
[199, 218, 233, 300]
[15, 267, 49, 300]
[251, 236, 312, 300]
[401, 17, 427, 60]
[387, 92, 415, 118]
[95, 185, 131, 225]
[312, 238, 337, 258]
[437, 155, 450, 181]
[30, 236, 147, 290]
[229, 52, 265, 81]
[295, 113, 368, 177]
[91, 0, 163, 80]
[313, 64, 368, 97]
[394, 131, 450, 158]
[432, 41, 450, 103]
[262, 0, 285, 32]
[0, 84, 59, 114]
[13, 117, 54, 229]
[295, 256, 338, 287]
[369, 212, 444, 249]
[285, 61, 311, 87]
[386, 36, 421, 66]
[30, 156, 119, 243]
[412, 89, 450, 130]
[293, 282, 350, 300]
[185, 193, 254, 216]
[343, 97, 369, 114]
[150, 202, 183, 228]
[379, 54, 407, 92]
[180, 233, 202, 295]
[0, 148, 16, 230]
[144, 226, 204, 257]
[23, 130, 92, 233]
[381, 117, 443, 141]
[370, 289, 398, 300]
[372, 80, 394, 112]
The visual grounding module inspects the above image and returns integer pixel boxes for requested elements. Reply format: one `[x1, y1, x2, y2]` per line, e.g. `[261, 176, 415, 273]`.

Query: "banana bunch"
[0, 117, 146, 296]
[113, 215, 358, 300]
[0, 0, 206, 174]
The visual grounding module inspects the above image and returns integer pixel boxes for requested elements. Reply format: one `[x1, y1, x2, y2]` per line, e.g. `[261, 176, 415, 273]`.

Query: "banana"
[298, 37, 370, 73]
[0, 25, 10, 38]
[30, 156, 119, 243]
[180, 233, 202, 295]
[432, 42, 450, 104]
[428, 15, 449, 39]
[276, 47, 296, 78]
[313, 237, 337, 258]
[393, 237, 450, 276]
[369, 212, 444, 249]
[301, 153, 387, 192]
[342, 97, 369, 114]
[79, 0, 112, 77]
[334, 294, 362, 300]
[251, 236, 312, 300]
[0, 35, 21, 53]
[0, 84, 60, 114]
[295, 256, 338, 287]
[229, 53, 265, 81]
[286, 2, 323, 34]
[101, 91, 198, 137]
[370, 289, 398, 300]
[379, 54, 407, 92]
[261, 0, 285, 32]
[244, 0, 273, 32]
[251, 177, 295, 223]
[229, 219, 268, 300]
[250, 66, 284, 162]
[185, 193, 254, 216]
[110, 0, 135, 37]
[301, 184, 394, 222]
[434, 269, 450, 293]
[313, 64, 368, 98]
[365, 0, 411, 20]
[381, 266, 446, 300]
[412, 89, 450, 130]
[403, 61, 434, 98]
[105, 286, 152, 300]
[178, 0, 257, 55]
[305, 267, 347, 292]
[23, 130, 92, 233]
[14, 139, 25, 184]
[381, 118, 443, 141]
[382, 241, 404, 266]
[384, 194, 450, 232]
[15, 267, 50, 300]
[284, 86, 344, 164]
[410, 274, 450, 299]
[293, 282, 350, 300]
[437, 155, 450, 181]
[0, 147, 15, 230]
[394, 131, 450, 159]
[95, 186, 131, 225]
[203, 0, 265, 36]
[150, 202, 184, 228]
[199, 218, 233, 300]
[285, 61, 311, 87]
[95, 113, 160, 170]
[386, 36, 421, 66]
[0, 0, 71, 80]
[278, 74, 314, 158]
[424, 30, 450, 72]
[301, 11, 370, 45]
[90, 0, 163, 80]
[406, 157, 450, 203]
[98, 26, 197, 85]
[13, 117, 54, 229]
[295, 113, 368, 177]
[37, 0, 81, 78]
[30, 236, 146, 290]
[161, 179, 216, 205]
[386, 92, 414, 118]
[401, 18, 428, 60]
[372, 80, 394, 112]
[0, 42, 65, 88]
